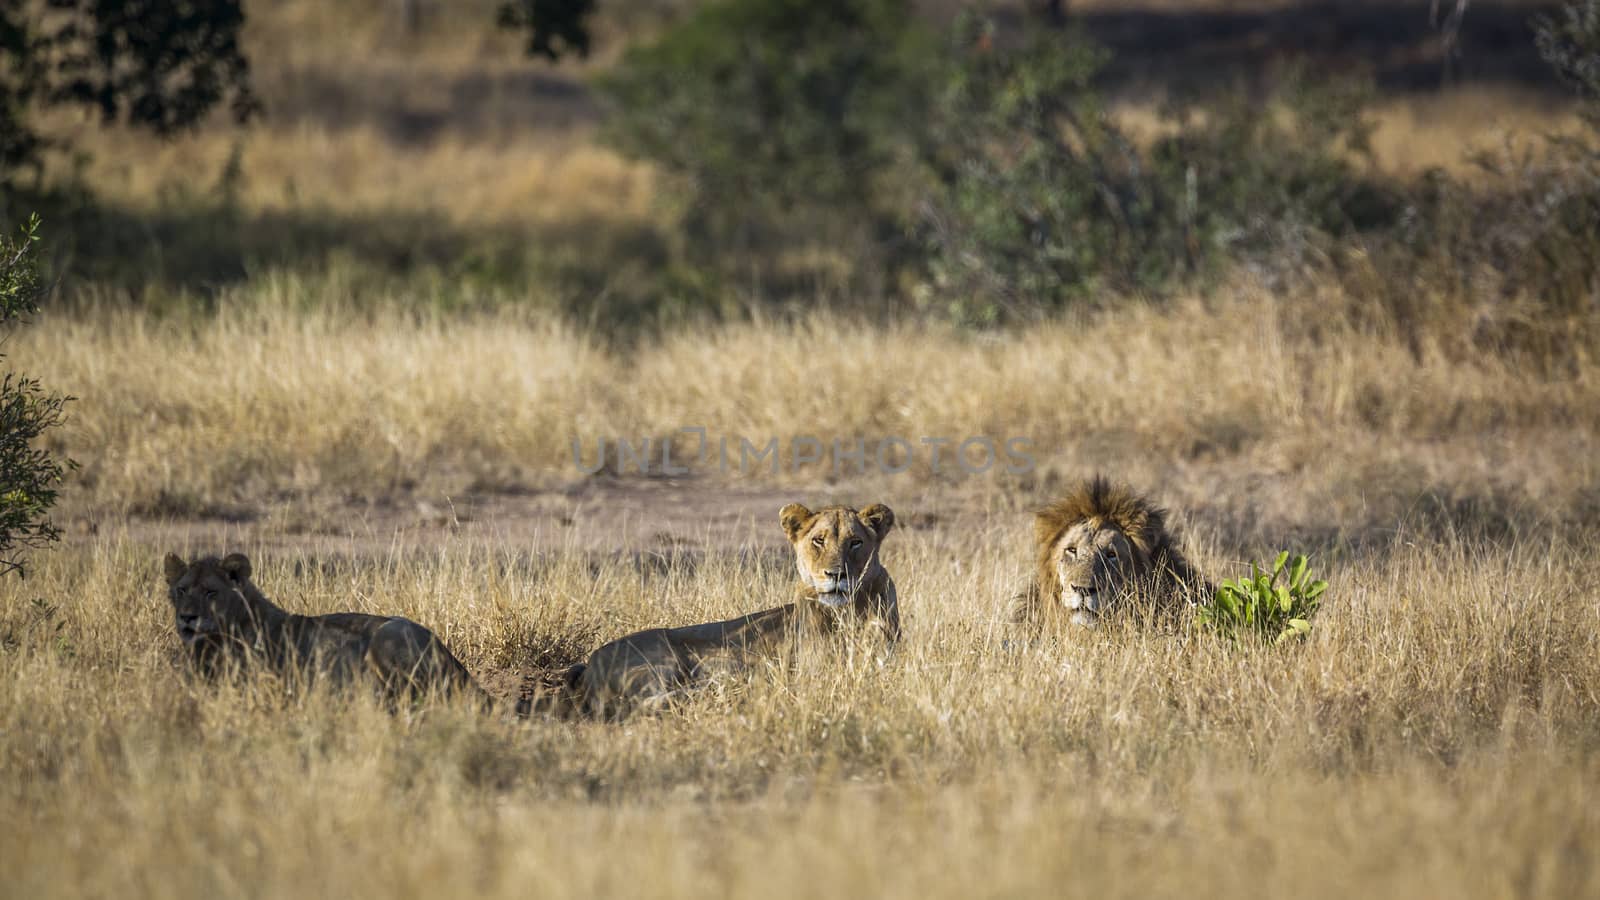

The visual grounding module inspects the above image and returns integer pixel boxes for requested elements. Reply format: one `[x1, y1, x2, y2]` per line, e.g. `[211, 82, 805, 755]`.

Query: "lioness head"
[1033, 477, 1178, 628]
[780, 502, 894, 608]
[162, 552, 263, 650]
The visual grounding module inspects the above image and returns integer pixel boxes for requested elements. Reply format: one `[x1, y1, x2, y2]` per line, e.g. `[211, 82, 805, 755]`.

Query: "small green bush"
[1198, 551, 1327, 644]
[0, 215, 73, 578]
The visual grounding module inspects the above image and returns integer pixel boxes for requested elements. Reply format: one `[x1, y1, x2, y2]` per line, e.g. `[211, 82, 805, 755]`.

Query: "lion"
[163, 552, 488, 704]
[524, 502, 898, 719]
[1010, 476, 1210, 632]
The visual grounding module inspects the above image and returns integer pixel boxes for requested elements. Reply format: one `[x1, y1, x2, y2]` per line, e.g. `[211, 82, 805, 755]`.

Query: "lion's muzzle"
[810, 573, 855, 607]
[1063, 587, 1101, 627]
[176, 613, 218, 644]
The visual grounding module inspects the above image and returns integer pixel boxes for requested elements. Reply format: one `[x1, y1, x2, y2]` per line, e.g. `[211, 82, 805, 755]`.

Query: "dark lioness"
[1010, 476, 1210, 633]
[164, 552, 487, 703]
[527, 502, 898, 719]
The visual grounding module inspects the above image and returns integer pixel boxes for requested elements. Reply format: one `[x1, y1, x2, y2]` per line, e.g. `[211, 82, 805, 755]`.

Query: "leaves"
[0, 218, 73, 578]
[1198, 550, 1326, 645]
[2, 1, 256, 180]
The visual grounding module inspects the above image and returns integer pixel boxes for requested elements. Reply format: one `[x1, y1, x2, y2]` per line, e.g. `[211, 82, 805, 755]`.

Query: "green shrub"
[1331, 2, 1600, 371]
[0, 215, 72, 578]
[916, 17, 1388, 323]
[1198, 552, 1327, 644]
[596, 0, 932, 299]
[916, 19, 1149, 322]
[1537, 0, 1600, 122]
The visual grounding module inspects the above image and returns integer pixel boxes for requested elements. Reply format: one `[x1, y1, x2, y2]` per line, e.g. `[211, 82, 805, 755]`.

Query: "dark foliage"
[0, 0, 256, 180]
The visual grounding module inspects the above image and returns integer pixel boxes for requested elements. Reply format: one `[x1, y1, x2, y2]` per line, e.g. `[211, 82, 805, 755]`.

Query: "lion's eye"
[812, 535, 826, 548]
[1104, 549, 1119, 563]
[1065, 545, 1078, 558]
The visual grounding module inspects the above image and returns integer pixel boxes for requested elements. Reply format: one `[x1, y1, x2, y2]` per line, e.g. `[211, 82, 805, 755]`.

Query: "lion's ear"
[858, 503, 894, 541]
[220, 553, 252, 582]
[163, 553, 187, 585]
[779, 504, 813, 542]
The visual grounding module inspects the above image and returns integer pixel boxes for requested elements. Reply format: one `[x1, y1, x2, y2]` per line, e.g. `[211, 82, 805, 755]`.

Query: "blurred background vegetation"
[0, 0, 1595, 352]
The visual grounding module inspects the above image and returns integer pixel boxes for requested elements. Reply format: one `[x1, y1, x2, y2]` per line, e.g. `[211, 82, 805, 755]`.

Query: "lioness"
[528, 502, 898, 719]
[1010, 477, 1210, 632]
[163, 552, 487, 704]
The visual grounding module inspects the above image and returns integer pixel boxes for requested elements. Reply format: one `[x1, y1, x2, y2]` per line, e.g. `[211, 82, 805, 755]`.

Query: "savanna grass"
[2, 513, 1597, 899]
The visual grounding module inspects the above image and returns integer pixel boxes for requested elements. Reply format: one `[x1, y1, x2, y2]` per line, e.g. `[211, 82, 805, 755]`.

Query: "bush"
[1537, 0, 1600, 121]
[589, 3, 1589, 337]
[0, 215, 72, 577]
[1198, 552, 1327, 644]
[917, 20, 1150, 322]
[917, 17, 1388, 322]
[1329, 1, 1600, 371]
[596, 0, 933, 303]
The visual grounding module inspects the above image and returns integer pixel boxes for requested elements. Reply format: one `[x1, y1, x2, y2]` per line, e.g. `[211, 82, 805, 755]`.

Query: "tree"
[1537, 0, 1600, 126]
[0, 216, 72, 578]
[0, 0, 256, 181]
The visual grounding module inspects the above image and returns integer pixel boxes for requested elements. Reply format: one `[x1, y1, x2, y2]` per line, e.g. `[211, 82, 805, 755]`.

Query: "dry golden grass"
[1113, 85, 1585, 179]
[18, 272, 1599, 524]
[9, 277, 1600, 897]
[7, 4, 1599, 895]
[46, 121, 656, 232]
[4, 492, 1598, 898]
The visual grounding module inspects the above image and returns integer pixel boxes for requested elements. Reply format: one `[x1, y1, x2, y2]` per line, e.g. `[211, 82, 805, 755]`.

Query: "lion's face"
[1029, 477, 1183, 630]
[780, 503, 894, 608]
[1046, 519, 1150, 627]
[162, 553, 259, 649]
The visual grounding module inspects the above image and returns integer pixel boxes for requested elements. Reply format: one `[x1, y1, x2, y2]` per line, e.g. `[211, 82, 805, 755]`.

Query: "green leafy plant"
[0, 215, 73, 578]
[1199, 551, 1327, 644]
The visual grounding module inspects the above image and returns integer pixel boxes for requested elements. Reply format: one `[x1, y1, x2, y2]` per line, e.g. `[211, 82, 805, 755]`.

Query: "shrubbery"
[594, 0, 1599, 351]
[917, 21, 1386, 322]
[597, 3, 1396, 321]
[596, 0, 931, 303]
[0, 215, 71, 577]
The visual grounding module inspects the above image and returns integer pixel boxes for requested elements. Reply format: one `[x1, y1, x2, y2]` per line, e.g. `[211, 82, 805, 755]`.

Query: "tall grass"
[16, 271, 1598, 521]
[6, 5, 1600, 895]
[3, 513, 1597, 898]
[6, 276, 1597, 896]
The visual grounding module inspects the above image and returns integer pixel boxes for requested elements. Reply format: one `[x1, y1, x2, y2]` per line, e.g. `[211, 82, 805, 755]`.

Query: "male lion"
[1010, 477, 1209, 632]
[163, 552, 487, 704]
[526, 502, 898, 719]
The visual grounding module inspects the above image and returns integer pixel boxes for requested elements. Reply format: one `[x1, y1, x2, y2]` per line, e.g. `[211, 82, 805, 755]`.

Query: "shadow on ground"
[1010, 1, 1568, 97]
[8, 185, 675, 321]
